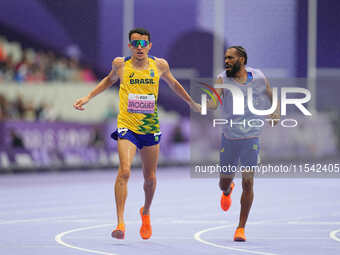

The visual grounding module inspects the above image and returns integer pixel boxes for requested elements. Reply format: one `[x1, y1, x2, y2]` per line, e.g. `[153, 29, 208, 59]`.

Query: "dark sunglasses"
[130, 40, 150, 48]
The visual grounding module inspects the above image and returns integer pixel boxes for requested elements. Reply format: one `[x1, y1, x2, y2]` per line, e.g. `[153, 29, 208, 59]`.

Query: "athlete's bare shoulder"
[155, 57, 170, 75]
[155, 57, 168, 66]
[107, 57, 124, 82]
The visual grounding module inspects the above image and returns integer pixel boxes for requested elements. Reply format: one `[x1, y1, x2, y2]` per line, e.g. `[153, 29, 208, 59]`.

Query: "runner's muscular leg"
[219, 173, 235, 194]
[115, 139, 137, 225]
[238, 171, 254, 228]
[140, 143, 159, 215]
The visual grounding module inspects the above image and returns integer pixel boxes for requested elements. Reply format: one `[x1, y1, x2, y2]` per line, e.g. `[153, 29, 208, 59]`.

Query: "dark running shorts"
[111, 128, 161, 149]
[220, 135, 260, 175]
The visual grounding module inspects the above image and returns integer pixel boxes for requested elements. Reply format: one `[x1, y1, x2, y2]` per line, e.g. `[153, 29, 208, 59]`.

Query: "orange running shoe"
[220, 182, 235, 211]
[139, 207, 152, 240]
[111, 223, 125, 239]
[234, 227, 246, 242]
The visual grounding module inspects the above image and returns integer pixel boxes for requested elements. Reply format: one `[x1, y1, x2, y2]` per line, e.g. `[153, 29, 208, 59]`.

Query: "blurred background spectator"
[0, 36, 96, 83]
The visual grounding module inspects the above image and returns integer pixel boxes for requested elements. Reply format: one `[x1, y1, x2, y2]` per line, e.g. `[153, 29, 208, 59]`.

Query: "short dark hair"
[228, 46, 247, 65]
[129, 28, 151, 41]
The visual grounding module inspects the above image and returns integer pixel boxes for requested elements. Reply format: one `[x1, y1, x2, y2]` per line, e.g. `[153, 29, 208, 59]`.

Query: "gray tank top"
[217, 67, 270, 139]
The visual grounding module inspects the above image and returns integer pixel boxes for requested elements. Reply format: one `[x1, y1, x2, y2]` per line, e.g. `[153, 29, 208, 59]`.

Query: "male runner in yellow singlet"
[73, 28, 200, 240]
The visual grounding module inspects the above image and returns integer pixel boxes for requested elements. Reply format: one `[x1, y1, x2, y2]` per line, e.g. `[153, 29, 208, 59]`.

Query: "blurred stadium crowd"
[0, 35, 96, 83]
[0, 93, 56, 122]
[0, 34, 98, 123]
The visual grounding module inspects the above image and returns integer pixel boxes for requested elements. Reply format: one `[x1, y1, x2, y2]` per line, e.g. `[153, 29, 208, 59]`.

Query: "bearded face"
[225, 60, 241, 78]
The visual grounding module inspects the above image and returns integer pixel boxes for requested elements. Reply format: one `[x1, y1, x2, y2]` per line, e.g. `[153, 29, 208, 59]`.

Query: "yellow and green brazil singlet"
[117, 56, 160, 134]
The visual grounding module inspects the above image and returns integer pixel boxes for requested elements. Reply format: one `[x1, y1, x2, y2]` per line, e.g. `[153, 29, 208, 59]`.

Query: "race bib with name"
[127, 94, 155, 114]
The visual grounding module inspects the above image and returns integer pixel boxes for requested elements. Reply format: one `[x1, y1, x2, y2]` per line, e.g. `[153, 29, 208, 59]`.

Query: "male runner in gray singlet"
[207, 46, 279, 241]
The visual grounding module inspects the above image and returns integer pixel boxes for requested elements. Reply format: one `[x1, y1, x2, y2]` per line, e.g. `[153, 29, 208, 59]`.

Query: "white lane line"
[172, 220, 232, 224]
[0, 216, 235, 225]
[55, 224, 118, 255]
[251, 237, 329, 240]
[0, 205, 112, 216]
[0, 201, 109, 209]
[0, 215, 90, 225]
[288, 221, 340, 225]
[329, 229, 340, 242]
[194, 223, 278, 255]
